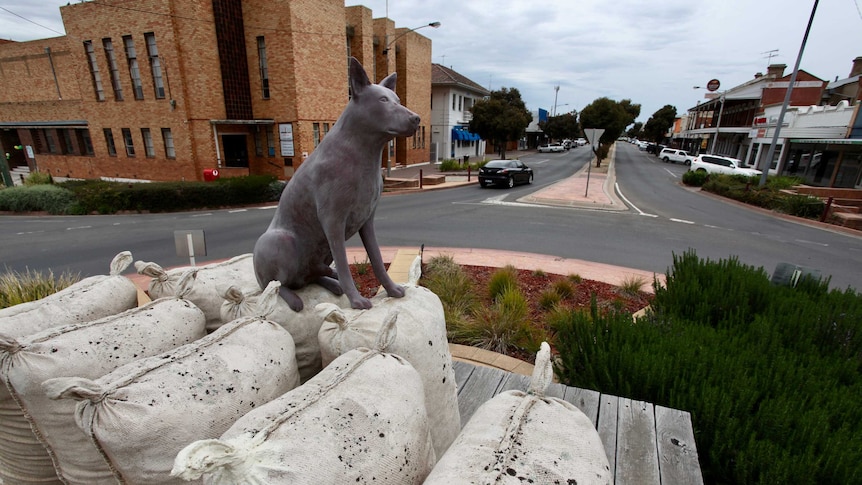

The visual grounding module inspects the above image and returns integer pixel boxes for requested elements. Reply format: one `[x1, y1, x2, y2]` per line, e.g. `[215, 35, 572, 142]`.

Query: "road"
[1, 143, 860, 290]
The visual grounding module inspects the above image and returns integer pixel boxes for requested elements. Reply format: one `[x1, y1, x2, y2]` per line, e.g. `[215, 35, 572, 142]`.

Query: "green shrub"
[438, 159, 462, 171]
[0, 185, 76, 214]
[23, 171, 54, 186]
[551, 279, 575, 300]
[682, 169, 708, 186]
[538, 288, 562, 310]
[554, 249, 862, 483]
[458, 286, 541, 354]
[0, 269, 80, 309]
[421, 255, 479, 318]
[488, 265, 518, 301]
[617, 274, 647, 297]
[766, 175, 804, 190]
[779, 194, 824, 219]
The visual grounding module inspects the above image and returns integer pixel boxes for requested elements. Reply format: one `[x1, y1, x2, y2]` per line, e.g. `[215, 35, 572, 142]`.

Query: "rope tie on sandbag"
[109, 251, 133, 276]
[0, 334, 22, 354]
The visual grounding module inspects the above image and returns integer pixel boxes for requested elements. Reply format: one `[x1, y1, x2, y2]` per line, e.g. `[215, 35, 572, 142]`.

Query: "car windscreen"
[485, 161, 509, 168]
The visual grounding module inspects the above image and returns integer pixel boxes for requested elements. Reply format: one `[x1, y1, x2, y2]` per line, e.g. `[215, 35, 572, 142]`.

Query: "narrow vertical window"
[84, 41, 105, 101]
[43, 129, 58, 154]
[141, 128, 155, 157]
[123, 35, 144, 100]
[256, 36, 270, 99]
[103, 39, 124, 100]
[104, 128, 117, 156]
[254, 128, 264, 156]
[77, 130, 94, 156]
[313, 123, 321, 147]
[122, 128, 135, 156]
[161, 128, 175, 158]
[266, 126, 275, 157]
[323, 123, 330, 138]
[452, 94, 456, 110]
[60, 129, 74, 154]
[144, 33, 165, 99]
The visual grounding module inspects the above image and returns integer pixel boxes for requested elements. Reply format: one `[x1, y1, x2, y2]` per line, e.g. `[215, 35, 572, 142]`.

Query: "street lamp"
[382, 21, 441, 55]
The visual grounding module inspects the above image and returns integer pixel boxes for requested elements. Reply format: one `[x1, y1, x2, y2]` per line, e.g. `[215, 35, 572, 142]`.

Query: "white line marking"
[664, 168, 678, 178]
[614, 182, 657, 217]
[16, 231, 45, 235]
[66, 226, 92, 230]
[228, 209, 247, 213]
[670, 218, 695, 225]
[257, 205, 278, 210]
[795, 239, 828, 247]
[191, 213, 213, 217]
[483, 194, 508, 203]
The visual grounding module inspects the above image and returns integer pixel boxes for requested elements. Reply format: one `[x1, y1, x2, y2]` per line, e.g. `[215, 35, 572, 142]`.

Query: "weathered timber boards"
[451, 360, 703, 485]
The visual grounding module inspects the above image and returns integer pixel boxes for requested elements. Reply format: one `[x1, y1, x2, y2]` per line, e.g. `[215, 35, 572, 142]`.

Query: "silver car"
[690, 154, 762, 176]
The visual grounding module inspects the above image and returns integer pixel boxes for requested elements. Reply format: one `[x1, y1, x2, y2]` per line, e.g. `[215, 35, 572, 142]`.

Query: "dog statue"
[253, 57, 419, 311]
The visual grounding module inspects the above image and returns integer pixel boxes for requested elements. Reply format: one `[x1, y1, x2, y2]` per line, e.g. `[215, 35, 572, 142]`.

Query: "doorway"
[222, 134, 248, 168]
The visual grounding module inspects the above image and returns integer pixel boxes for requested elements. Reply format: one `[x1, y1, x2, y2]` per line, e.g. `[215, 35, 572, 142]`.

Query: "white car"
[659, 148, 694, 165]
[576, 138, 587, 146]
[689, 154, 762, 176]
[537, 144, 565, 153]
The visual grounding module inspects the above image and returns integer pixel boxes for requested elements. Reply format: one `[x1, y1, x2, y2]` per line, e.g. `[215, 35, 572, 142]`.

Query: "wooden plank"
[494, 371, 530, 394]
[615, 398, 661, 485]
[563, 385, 601, 428]
[597, 394, 619, 482]
[452, 360, 475, 393]
[455, 364, 507, 428]
[655, 406, 704, 485]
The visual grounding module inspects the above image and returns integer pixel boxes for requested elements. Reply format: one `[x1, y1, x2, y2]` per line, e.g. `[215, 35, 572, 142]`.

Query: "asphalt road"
[1, 143, 860, 290]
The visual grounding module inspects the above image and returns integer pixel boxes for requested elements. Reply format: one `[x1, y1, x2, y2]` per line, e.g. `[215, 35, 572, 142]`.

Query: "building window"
[161, 128, 175, 158]
[76, 130, 94, 156]
[42, 129, 58, 154]
[59, 129, 74, 154]
[141, 128, 155, 157]
[323, 123, 330, 138]
[313, 123, 321, 147]
[104, 128, 117, 156]
[122, 128, 135, 156]
[103, 38, 124, 101]
[257, 36, 270, 99]
[84, 41, 105, 101]
[144, 33, 165, 99]
[266, 126, 275, 157]
[458, 96, 462, 111]
[254, 128, 264, 157]
[452, 94, 456, 110]
[123, 35, 144, 100]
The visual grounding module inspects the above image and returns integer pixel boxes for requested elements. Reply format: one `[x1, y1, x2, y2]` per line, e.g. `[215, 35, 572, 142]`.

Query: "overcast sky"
[3, 0, 861, 123]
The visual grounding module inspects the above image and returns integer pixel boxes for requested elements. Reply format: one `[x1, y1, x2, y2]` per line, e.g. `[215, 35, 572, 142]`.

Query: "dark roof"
[432, 64, 489, 96]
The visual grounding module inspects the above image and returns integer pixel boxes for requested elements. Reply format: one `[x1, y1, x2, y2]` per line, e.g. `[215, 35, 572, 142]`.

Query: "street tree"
[642, 105, 678, 142]
[579, 97, 636, 167]
[626, 122, 644, 139]
[469, 87, 532, 159]
[539, 111, 580, 143]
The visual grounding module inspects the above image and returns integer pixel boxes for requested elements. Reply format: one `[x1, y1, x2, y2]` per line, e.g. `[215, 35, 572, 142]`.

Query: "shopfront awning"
[0, 120, 88, 129]
[452, 128, 480, 141]
[789, 138, 862, 145]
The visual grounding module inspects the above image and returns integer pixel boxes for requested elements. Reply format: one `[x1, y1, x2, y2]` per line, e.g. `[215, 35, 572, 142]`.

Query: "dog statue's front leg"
[359, 219, 406, 299]
[324, 224, 372, 309]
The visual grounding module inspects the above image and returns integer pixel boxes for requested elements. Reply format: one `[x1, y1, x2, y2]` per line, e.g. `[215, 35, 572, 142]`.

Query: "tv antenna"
[762, 49, 779, 64]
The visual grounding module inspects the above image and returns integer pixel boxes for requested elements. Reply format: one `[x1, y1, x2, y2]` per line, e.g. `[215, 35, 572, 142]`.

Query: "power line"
[0, 6, 66, 37]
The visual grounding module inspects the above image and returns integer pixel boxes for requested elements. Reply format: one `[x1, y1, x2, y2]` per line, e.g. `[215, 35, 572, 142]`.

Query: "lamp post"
[382, 21, 441, 56]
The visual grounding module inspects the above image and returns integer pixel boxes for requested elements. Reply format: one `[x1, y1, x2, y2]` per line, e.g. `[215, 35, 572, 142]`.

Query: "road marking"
[664, 168, 678, 178]
[191, 213, 213, 217]
[614, 182, 657, 217]
[257, 205, 278, 210]
[228, 209, 247, 213]
[66, 226, 92, 230]
[483, 194, 508, 203]
[16, 231, 45, 235]
[795, 239, 828, 247]
[670, 218, 695, 225]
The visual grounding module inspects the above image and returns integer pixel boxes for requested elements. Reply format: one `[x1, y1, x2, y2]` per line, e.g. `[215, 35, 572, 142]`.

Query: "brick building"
[0, 0, 433, 182]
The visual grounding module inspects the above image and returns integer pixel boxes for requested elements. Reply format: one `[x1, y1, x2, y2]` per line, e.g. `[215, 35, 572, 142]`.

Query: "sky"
[2, 0, 861, 124]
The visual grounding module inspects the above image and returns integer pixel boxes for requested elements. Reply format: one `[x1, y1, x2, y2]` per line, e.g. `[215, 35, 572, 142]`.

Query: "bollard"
[467, 166, 471, 182]
[820, 196, 833, 223]
[419, 169, 423, 189]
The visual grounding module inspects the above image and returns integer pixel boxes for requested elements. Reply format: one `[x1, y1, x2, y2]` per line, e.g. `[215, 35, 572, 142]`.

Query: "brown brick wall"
[0, 0, 432, 181]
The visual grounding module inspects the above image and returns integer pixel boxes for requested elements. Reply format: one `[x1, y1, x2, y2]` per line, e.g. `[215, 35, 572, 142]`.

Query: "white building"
[430, 64, 489, 163]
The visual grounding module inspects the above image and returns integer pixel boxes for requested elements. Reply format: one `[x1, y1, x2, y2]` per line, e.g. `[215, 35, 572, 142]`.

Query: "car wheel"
[479, 181, 487, 188]
[662, 157, 670, 163]
[696, 168, 707, 173]
[528, 174, 533, 184]
[507, 176, 514, 188]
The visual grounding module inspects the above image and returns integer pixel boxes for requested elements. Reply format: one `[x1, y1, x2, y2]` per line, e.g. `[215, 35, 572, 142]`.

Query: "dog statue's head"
[347, 57, 420, 138]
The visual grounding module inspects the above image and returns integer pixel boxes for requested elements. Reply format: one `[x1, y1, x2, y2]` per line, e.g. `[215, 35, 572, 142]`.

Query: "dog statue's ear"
[380, 72, 397, 93]
[348, 57, 371, 97]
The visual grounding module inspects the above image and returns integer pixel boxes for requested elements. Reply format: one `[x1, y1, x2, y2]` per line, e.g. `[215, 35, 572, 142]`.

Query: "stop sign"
[706, 79, 721, 92]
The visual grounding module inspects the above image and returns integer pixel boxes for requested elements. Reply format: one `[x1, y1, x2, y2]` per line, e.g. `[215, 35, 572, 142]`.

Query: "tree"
[579, 97, 635, 167]
[538, 112, 580, 143]
[626, 122, 644, 139]
[618, 99, 641, 127]
[642, 105, 678, 143]
[469, 87, 532, 159]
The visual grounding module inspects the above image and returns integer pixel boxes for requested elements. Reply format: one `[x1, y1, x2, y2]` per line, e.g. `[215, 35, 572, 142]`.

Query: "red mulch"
[349, 263, 653, 363]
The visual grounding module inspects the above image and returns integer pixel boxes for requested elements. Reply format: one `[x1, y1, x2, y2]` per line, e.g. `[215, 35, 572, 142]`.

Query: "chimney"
[851, 56, 862, 77]
[754, 72, 763, 79]
[767, 63, 787, 79]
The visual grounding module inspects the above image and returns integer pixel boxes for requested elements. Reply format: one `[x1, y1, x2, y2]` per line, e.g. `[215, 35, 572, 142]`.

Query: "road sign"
[582, 128, 605, 147]
[706, 79, 721, 91]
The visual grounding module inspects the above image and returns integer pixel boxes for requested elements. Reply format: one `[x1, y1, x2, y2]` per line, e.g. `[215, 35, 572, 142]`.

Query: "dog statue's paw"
[349, 295, 373, 310]
[384, 284, 406, 299]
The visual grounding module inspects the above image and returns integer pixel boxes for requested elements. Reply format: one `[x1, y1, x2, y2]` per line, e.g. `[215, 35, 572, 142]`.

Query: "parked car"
[636, 141, 649, 150]
[478, 159, 533, 188]
[537, 144, 565, 153]
[576, 138, 587, 146]
[659, 148, 694, 165]
[689, 154, 762, 176]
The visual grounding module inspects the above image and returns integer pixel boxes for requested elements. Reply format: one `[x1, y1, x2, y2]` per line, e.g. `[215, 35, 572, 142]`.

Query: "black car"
[478, 159, 533, 188]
